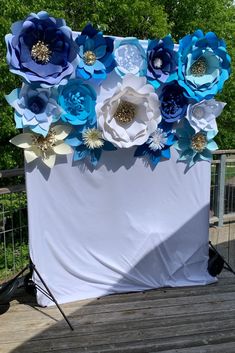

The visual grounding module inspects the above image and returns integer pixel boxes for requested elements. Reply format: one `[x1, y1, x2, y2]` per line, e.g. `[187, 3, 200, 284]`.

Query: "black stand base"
[208, 241, 235, 277]
[0, 261, 74, 331]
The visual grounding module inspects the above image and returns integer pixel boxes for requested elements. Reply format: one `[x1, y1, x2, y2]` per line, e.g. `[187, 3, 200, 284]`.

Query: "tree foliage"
[0, 0, 234, 169]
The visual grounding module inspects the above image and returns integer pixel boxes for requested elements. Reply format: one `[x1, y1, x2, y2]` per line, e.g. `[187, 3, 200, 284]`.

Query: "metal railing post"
[217, 153, 226, 227]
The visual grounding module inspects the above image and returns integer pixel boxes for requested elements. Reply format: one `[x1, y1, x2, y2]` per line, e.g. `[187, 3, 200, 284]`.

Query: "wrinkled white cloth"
[26, 146, 215, 306]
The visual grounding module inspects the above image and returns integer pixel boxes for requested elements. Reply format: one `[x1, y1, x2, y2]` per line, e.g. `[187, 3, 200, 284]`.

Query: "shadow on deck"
[0, 224, 235, 353]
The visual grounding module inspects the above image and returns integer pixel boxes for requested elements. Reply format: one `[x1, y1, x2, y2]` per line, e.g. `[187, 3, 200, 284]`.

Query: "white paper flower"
[10, 125, 73, 168]
[186, 99, 226, 133]
[96, 74, 161, 148]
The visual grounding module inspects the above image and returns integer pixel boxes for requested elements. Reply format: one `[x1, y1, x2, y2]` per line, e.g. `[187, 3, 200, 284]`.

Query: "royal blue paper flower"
[5, 85, 60, 136]
[5, 11, 76, 86]
[160, 82, 189, 123]
[175, 119, 218, 168]
[178, 30, 231, 101]
[66, 126, 116, 166]
[147, 35, 178, 89]
[58, 79, 97, 126]
[75, 24, 116, 82]
[134, 125, 177, 167]
[114, 37, 147, 77]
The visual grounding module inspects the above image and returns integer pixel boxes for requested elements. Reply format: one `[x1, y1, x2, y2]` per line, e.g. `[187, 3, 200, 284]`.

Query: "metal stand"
[0, 261, 74, 331]
[209, 241, 235, 276]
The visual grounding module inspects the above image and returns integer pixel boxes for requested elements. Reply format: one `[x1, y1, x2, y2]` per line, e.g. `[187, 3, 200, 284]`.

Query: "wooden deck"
[1, 223, 235, 353]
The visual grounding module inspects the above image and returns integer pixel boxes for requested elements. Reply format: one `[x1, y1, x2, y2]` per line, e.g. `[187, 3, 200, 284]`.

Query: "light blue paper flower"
[114, 37, 147, 77]
[58, 79, 97, 126]
[5, 85, 60, 136]
[75, 24, 116, 82]
[178, 30, 231, 101]
[66, 126, 116, 166]
[175, 118, 218, 168]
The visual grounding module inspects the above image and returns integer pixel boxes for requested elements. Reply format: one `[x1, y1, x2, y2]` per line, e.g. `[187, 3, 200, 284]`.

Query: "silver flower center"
[31, 41, 51, 64]
[153, 57, 163, 69]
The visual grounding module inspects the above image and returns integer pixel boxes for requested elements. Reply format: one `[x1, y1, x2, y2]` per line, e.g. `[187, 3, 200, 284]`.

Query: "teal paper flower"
[175, 119, 218, 168]
[58, 79, 97, 126]
[5, 85, 60, 136]
[114, 37, 147, 77]
[178, 30, 231, 101]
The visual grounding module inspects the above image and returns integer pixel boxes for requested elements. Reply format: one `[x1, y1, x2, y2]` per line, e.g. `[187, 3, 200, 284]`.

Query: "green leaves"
[1, 0, 234, 169]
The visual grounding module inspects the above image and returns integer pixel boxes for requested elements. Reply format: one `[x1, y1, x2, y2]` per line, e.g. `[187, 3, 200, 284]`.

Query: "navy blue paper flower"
[147, 35, 178, 89]
[58, 79, 97, 126]
[75, 24, 116, 82]
[134, 125, 177, 167]
[178, 30, 231, 101]
[160, 82, 189, 123]
[5, 11, 76, 86]
[66, 126, 117, 166]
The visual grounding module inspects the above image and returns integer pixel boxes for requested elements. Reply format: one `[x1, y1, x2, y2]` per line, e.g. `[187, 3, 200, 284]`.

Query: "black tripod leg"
[209, 241, 235, 276]
[31, 263, 74, 331]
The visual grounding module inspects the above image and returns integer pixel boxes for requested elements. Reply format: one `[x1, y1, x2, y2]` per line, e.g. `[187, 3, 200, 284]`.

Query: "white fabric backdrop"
[26, 147, 215, 306]
[26, 36, 215, 306]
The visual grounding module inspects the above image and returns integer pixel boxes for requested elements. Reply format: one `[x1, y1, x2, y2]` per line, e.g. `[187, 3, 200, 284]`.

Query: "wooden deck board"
[0, 224, 235, 353]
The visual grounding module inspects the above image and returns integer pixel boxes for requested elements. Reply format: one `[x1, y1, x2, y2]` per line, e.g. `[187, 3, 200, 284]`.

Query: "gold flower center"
[82, 128, 104, 149]
[32, 129, 56, 155]
[83, 51, 97, 66]
[191, 132, 207, 152]
[31, 41, 51, 64]
[114, 101, 136, 124]
[190, 57, 207, 77]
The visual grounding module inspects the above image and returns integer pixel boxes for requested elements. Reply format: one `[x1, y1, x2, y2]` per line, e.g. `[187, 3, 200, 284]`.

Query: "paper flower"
[96, 74, 161, 148]
[66, 127, 116, 166]
[5, 85, 60, 136]
[75, 24, 116, 82]
[58, 79, 97, 126]
[178, 30, 231, 101]
[147, 35, 178, 89]
[5, 11, 76, 86]
[186, 99, 226, 133]
[10, 125, 73, 168]
[134, 125, 177, 167]
[175, 119, 218, 168]
[114, 37, 147, 77]
[160, 82, 188, 123]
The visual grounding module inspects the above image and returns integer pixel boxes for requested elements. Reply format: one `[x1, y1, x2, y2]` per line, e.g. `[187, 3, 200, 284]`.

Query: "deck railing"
[0, 150, 235, 283]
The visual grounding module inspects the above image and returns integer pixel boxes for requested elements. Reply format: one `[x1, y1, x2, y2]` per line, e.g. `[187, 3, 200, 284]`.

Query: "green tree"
[0, 0, 234, 171]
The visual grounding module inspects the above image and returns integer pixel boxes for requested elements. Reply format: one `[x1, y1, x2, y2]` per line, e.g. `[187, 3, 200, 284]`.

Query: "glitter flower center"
[31, 41, 51, 64]
[191, 132, 207, 152]
[114, 101, 136, 124]
[83, 51, 97, 65]
[32, 129, 56, 155]
[148, 129, 168, 151]
[65, 92, 85, 116]
[82, 128, 104, 149]
[153, 57, 163, 69]
[190, 57, 207, 77]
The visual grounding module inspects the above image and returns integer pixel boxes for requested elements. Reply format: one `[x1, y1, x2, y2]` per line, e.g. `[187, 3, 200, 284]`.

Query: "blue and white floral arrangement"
[5, 11, 231, 169]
